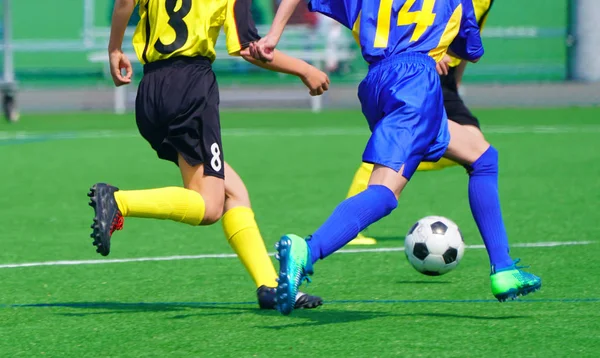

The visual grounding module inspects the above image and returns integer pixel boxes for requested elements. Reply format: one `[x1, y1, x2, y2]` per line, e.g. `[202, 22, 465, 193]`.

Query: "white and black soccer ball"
[404, 216, 465, 276]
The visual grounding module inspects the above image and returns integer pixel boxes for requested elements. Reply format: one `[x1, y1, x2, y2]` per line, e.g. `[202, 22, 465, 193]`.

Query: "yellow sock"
[114, 187, 205, 225]
[222, 206, 278, 288]
[417, 157, 459, 171]
[346, 162, 374, 198]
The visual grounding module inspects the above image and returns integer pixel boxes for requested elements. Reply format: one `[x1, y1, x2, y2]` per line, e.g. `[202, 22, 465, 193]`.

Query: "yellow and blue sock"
[467, 146, 513, 270]
[222, 206, 278, 288]
[307, 185, 397, 263]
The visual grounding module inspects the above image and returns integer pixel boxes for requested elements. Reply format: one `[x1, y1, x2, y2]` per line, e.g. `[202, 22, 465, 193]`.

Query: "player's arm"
[448, 0, 484, 63]
[241, 49, 329, 96]
[247, 0, 303, 62]
[454, 60, 468, 87]
[108, 0, 136, 86]
[225, 0, 329, 96]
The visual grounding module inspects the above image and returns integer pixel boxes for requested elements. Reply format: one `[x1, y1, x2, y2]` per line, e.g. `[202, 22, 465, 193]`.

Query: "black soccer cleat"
[256, 285, 323, 310]
[88, 183, 123, 256]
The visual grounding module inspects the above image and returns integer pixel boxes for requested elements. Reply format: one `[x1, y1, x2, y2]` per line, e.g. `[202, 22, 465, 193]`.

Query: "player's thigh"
[179, 155, 225, 224]
[223, 162, 251, 211]
[462, 124, 485, 140]
[361, 62, 447, 180]
[443, 120, 490, 166]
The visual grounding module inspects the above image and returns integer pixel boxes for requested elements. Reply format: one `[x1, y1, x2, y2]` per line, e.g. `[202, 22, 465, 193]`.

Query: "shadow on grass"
[396, 280, 453, 285]
[259, 309, 528, 329]
[6, 301, 529, 327]
[14, 301, 256, 318]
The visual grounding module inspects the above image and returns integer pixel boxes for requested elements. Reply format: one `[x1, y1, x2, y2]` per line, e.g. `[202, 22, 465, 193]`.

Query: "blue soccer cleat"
[490, 259, 542, 302]
[275, 234, 314, 316]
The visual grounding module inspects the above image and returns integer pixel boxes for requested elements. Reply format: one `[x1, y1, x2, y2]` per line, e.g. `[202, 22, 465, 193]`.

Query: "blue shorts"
[358, 53, 450, 180]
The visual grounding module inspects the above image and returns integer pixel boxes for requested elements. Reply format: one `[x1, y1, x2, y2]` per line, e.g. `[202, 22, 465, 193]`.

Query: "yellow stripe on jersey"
[132, 0, 259, 64]
[352, 11, 362, 45]
[448, 0, 493, 67]
[428, 3, 462, 63]
[374, 0, 394, 48]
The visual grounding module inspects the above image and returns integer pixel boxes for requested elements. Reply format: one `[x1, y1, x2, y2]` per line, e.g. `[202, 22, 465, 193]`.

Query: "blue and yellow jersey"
[307, 0, 484, 64]
[449, 0, 493, 66]
[132, 0, 260, 64]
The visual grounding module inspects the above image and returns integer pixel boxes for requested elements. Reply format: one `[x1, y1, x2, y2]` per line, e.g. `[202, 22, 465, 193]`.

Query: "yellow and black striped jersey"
[132, 0, 259, 64]
[449, 0, 493, 67]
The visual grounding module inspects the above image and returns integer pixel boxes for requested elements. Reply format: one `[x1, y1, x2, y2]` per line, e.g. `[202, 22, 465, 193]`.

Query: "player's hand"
[301, 65, 330, 96]
[249, 34, 280, 62]
[109, 50, 133, 87]
[436, 55, 452, 76]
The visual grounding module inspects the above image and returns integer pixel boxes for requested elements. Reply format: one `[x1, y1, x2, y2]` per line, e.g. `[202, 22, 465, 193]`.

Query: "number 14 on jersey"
[375, 0, 437, 48]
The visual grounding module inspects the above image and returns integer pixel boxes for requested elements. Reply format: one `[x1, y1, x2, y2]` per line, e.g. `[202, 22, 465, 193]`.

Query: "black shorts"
[439, 67, 480, 128]
[135, 56, 224, 178]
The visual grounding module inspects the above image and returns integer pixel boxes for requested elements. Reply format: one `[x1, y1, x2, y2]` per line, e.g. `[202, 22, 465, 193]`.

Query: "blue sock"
[307, 185, 397, 264]
[467, 146, 514, 270]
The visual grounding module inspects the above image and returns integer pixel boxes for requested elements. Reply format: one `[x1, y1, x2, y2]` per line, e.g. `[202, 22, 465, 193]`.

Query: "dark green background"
[3, 0, 568, 86]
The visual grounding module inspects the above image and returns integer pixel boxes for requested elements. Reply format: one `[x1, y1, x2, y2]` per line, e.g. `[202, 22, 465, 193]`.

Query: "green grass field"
[1, 108, 599, 357]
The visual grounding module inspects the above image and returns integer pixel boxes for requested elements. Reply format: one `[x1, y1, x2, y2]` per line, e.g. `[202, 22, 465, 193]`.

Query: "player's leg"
[222, 162, 323, 309]
[274, 57, 443, 314]
[88, 160, 223, 256]
[345, 162, 378, 245]
[222, 162, 277, 290]
[444, 121, 541, 301]
[345, 79, 482, 245]
[88, 59, 225, 256]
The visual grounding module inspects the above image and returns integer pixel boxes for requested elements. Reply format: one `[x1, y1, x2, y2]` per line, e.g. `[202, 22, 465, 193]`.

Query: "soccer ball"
[404, 216, 465, 276]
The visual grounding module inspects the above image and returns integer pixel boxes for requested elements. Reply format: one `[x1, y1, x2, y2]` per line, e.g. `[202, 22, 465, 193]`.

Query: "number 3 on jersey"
[375, 0, 437, 48]
[155, 0, 191, 54]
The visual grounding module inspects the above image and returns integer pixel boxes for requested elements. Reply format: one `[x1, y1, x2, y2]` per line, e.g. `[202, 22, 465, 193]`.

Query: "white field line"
[1, 125, 600, 142]
[0, 240, 592, 269]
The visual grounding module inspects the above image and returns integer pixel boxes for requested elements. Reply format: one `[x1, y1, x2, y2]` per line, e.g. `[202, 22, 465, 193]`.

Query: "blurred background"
[0, 0, 598, 117]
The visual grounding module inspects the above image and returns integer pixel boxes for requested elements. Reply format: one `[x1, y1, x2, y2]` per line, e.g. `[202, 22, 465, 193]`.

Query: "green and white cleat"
[274, 234, 313, 316]
[490, 259, 542, 302]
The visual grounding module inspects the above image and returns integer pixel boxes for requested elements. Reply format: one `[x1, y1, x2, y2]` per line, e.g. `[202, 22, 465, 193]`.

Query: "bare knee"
[368, 165, 408, 198]
[178, 157, 226, 225]
[200, 207, 224, 225]
[185, 182, 225, 225]
[444, 121, 490, 166]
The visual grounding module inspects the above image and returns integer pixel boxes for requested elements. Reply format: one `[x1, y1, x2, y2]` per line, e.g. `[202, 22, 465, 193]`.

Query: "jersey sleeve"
[306, 0, 351, 29]
[449, 0, 484, 62]
[224, 0, 261, 56]
[475, 0, 493, 31]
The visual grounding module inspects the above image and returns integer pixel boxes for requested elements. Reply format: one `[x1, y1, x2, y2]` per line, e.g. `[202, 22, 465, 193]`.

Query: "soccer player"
[347, 0, 494, 246]
[250, 0, 542, 315]
[88, 0, 329, 310]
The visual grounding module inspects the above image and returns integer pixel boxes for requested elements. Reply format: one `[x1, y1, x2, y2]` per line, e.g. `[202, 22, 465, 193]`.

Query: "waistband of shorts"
[368, 53, 436, 71]
[143, 55, 212, 74]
